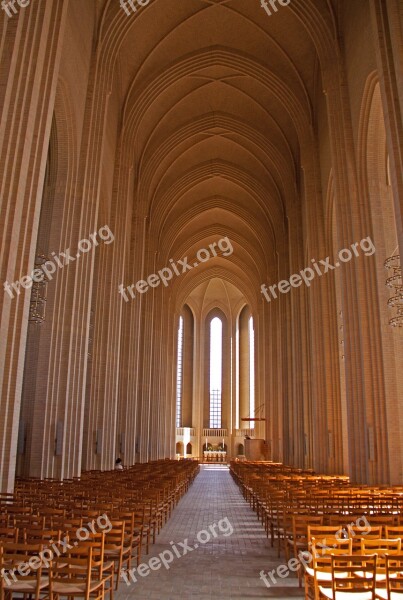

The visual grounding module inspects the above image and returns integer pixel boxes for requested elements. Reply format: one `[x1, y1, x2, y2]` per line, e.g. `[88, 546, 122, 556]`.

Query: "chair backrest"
[367, 516, 398, 529]
[348, 525, 382, 552]
[13, 515, 45, 530]
[308, 525, 345, 546]
[385, 526, 403, 540]
[52, 516, 83, 531]
[311, 536, 352, 564]
[22, 527, 62, 545]
[0, 526, 18, 542]
[361, 537, 401, 555]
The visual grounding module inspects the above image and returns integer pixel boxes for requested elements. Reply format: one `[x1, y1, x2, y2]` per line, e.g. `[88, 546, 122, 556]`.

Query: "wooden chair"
[319, 554, 377, 600]
[49, 545, 105, 600]
[376, 554, 403, 600]
[287, 515, 324, 585]
[0, 542, 48, 600]
[303, 537, 352, 600]
[72, 533, 114, 600]
[131, 505, 147, 558]
[142, 500, 159, 546]
[103, 521, 130, 590]
[360, 538, 401, 583]
[111, 511, 141, 569]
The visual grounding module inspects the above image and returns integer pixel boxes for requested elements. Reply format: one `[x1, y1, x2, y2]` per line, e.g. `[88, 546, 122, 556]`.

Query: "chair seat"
[52, 579, 103, 594]
[105, 548, 126, 556]
[5, 577, 49, 592]
[320, 587, 374, 600]
[287, 539, 307, 548]
[304, 564, 348, 581]
[356, 571, 387, 582]
[376, 591, 403, 600]
[316, 571, 336, 582]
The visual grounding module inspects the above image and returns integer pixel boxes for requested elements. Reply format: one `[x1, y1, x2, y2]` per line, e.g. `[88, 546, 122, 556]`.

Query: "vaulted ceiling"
[99, 0, 339, 310]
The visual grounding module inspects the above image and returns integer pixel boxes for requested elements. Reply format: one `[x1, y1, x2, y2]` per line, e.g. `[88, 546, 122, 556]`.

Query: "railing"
[176, 427, 196, 437]
[176, 428, 253, 438]
[202, 428, 228, 437]
[234, 429, 254, 437]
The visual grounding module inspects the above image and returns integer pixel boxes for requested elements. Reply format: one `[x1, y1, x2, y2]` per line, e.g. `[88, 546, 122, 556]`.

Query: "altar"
[203, 451, 227, 462]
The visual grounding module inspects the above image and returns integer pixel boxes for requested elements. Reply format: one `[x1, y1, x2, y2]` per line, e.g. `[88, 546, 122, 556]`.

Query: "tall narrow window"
[210, 317, 222, 428]
[176, 316, 184, 428]
[249, 316, 255, 429]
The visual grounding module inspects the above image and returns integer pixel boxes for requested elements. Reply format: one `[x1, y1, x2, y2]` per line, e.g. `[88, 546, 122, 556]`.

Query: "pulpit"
[244, 438, 265, 461]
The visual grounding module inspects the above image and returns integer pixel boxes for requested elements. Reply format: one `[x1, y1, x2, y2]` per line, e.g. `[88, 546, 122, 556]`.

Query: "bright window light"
[210, 317, 222, 428]
[249, 316, 255, 429]
[176, 316, 184, 428]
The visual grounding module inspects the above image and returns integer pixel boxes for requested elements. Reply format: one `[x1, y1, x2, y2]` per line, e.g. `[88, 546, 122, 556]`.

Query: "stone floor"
[116, 464, 304, 600]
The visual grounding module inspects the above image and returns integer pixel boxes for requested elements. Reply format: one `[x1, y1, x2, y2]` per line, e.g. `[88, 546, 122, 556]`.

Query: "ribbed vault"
[92, 0, 341, 311]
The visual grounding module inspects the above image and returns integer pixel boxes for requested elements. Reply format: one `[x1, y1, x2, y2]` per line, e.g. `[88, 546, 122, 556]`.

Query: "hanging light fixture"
[28, 253, 48, 325]
[384, 255, 403, 328]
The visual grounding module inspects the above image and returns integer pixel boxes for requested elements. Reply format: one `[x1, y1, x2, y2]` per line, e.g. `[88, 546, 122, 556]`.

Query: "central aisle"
[117, 464, 303, 600]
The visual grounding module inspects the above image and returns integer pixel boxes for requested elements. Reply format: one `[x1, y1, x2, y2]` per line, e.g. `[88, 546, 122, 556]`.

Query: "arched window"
[176, 316, 184, 428]
[249, 316, 255, 429]
[210, 317, 223, 428]
[237, 307, 255, 429]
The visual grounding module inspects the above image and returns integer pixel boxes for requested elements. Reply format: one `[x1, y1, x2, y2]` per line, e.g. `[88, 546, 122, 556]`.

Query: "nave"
[116, 465, 301, 600]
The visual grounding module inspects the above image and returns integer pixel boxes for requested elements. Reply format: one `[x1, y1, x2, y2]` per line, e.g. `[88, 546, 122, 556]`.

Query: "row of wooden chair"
[0, 459, 200, 600]
[306, 551, 403, 600]
[230, 461, 403, 598]
[1, 539, 111, 600]
[304, 542, 403, 600]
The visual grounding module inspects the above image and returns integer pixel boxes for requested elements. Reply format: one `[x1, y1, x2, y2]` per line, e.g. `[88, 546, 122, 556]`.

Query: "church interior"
[0, 0, 402, 597]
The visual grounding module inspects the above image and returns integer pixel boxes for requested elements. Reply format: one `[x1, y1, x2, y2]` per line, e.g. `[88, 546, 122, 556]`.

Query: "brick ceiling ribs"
[98, 0, 338, 307]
